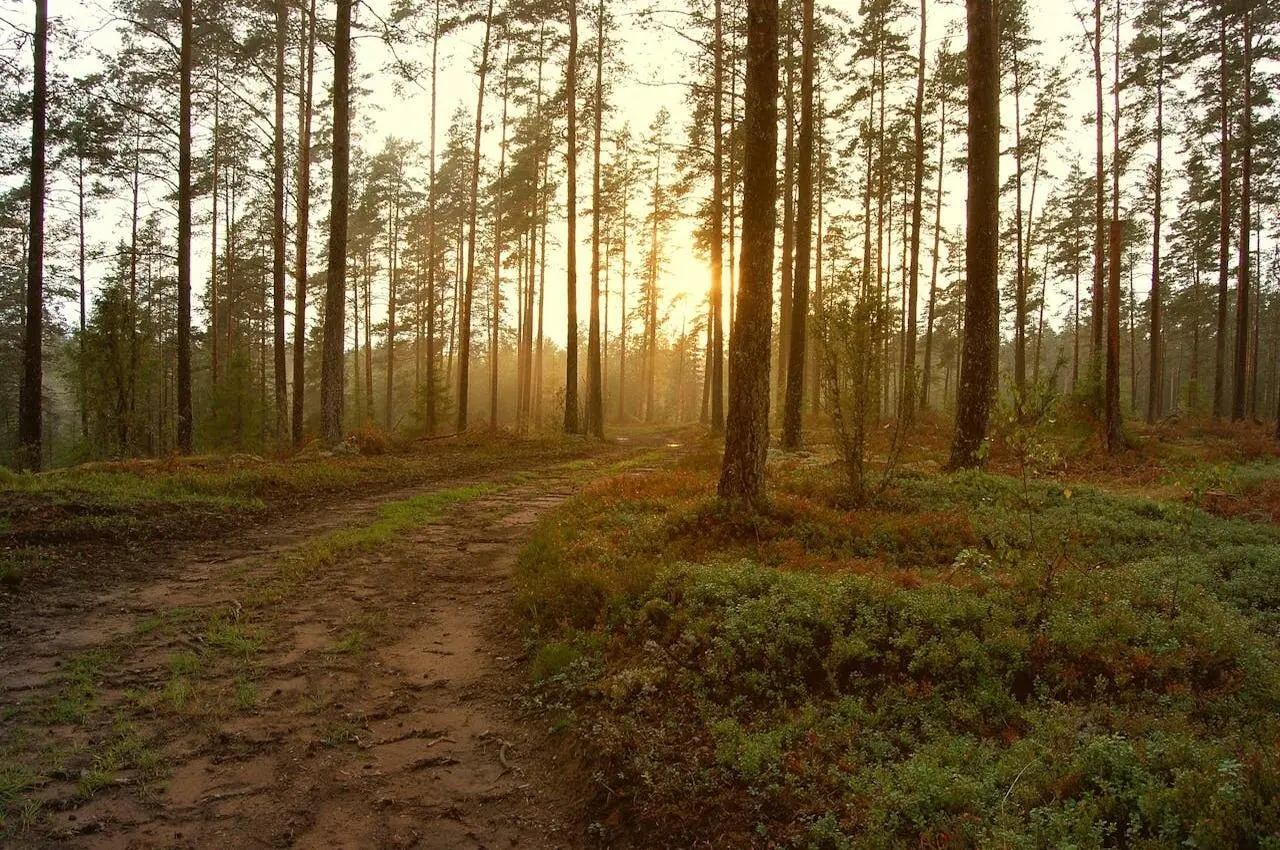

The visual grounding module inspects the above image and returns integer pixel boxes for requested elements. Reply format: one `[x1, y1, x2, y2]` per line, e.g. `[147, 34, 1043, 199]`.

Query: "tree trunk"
[718, 0, 778, 505]
[710, 0, 725, 432]
[1106, 221, 1123, 450]
[272, 0, 289, 443]
[949, 0, 999, 470]
[1012, 46, 1027, 395]
[1091, 0, 1105, 392]
[1106, 0, 1123, 448]
[586, 0, 605, 438]
[459, 0, 495, 432]
[176, 0, 195, 454]
[1232, 8, 1252, 422]
[492, 38, 511, 429]
[564, 0, 581, 434]
[903, 0, 926, 419]
[425, 0, 440, 435]
[293, 0, 317, 446]
[1214, 11, 1230, 420]
[921, 68, 947, 411]
[18, 0, 48, 469]
[782, 0, 815, 449]
[776, 30, 795, 419]
[1147, 8, 1163, 424]
[320, 0, 354, 443]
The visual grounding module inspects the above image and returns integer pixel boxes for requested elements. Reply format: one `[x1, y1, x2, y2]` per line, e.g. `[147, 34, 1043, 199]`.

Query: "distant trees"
[6, 0, 1280, 468]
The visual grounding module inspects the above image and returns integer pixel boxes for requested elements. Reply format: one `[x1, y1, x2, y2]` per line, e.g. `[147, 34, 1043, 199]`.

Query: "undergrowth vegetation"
[0, 431, 616, 594]
[515, 428, 1280, 848]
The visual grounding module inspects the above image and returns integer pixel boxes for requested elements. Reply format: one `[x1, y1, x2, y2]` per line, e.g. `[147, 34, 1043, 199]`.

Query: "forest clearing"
[0, 421, 1277, 847]
[5, 0, 1280, 845]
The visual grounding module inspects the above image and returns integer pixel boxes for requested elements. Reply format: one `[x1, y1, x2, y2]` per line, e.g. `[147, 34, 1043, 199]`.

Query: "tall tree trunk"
[1106, 221, 1123, 449]
[776, 30, 795, 418]
[564, 0, 581, 433]
[211, 65, 221, 389]
[718, 0, 778, 505]
[292, 0, 316, 445]
[710, 0, 725, 431]
[273, 0, 289, 443]
[320, 0, 354, 443]
[425, 0, 440, 435]
[782, 0, 815, 449]
[77, 155, 87, 440]
[386, 182, 400, 431]
[1091, 0, 1106, 392]
[921, 68, 947, 411]
[586, 0, 605, 438]
[903, 0, 926, 419]
[18, 0, 48, 469]
[1147, 7, 1163, 424]
[1232, 8, 1252, 422]
[1012, 46, 1027, 395]
[459, 0, 494, 432]
[1105, 0, 1123, 448]
[1214, 11, 1230, 420]
[492, 38, 511, 429]
[950, 0, 999, 470]
[176, 0, 195, 454]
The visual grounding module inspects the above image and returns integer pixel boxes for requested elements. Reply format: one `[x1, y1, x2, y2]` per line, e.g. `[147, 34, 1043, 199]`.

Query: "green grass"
[515, 450, 1280, 848]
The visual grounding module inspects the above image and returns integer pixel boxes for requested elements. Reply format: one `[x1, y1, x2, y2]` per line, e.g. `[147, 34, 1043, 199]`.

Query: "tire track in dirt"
[1, 457, 654, 849]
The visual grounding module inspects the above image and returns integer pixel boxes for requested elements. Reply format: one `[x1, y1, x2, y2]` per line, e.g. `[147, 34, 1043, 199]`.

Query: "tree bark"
[903, 0, 926, 419]
[19, 0, 48, 470]
[1146, 7, 1163, 424]
[710, 0, 725, 432]
[293, 0, 317, 446]
[459, 0, 494, 432]
[782, 0, 815, 449]
[1215, 11, 1230, 419]
[320, 0, 354, 443]
[1232, 8, 1252, 422]
[718, 0, 778, 505]
[273, 0, 289, 443]
[586, 0, 606, 437]
[176, 0, 195, 454]
[564, 0, 580, 434]
[949, 0, 999, 470]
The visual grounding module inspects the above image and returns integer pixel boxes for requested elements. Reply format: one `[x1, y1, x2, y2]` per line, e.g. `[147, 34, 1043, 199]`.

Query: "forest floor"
[0, 428, 683, 848]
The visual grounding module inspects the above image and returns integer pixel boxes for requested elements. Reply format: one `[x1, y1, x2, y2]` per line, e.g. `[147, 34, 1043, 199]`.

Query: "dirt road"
[0, 453, 645, 849]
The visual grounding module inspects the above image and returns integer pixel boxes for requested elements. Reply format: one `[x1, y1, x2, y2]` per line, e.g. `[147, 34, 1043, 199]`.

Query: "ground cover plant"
[0, 432, 622, 594]
[514, 425, 1280, 848]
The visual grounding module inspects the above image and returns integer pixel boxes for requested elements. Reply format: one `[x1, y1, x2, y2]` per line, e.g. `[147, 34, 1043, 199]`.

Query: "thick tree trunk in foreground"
[949, 0, 999, 470]
[321, 0, 354, 443]
[718, 0, 778, 505]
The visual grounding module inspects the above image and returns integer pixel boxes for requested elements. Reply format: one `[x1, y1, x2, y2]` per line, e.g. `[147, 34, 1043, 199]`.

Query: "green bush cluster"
[518, 464, 1280, 848]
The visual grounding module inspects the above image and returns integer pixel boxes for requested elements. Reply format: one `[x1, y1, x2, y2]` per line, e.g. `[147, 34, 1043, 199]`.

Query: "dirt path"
[0, 455, 651, 849]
